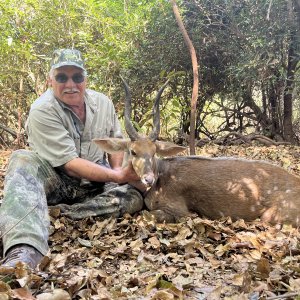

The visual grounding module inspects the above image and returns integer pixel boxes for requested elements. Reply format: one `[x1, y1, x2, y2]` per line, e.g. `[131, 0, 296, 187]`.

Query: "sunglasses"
[54, 73, 85, 84]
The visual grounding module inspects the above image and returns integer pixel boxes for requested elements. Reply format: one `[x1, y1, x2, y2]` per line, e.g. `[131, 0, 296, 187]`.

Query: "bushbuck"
[93, 79, 300, 227]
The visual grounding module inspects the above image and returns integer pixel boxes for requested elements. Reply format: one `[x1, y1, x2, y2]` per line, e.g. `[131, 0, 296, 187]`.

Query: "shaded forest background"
[0, 0, 300, 148]
[1, 1, 300, 298]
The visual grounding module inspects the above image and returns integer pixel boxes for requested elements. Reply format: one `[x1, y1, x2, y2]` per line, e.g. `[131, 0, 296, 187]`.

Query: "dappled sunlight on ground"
[1, 145, 300, 298]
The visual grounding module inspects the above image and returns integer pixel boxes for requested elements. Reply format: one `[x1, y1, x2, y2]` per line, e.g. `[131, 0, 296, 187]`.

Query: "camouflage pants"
[0, 150, 144, 256]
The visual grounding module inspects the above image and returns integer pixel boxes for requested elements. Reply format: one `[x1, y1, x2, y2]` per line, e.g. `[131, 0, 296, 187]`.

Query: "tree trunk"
[268, 82, 281, 138]
[283, 0, 300, 143]
[283, 35, 297, 143]
[243, 90, 271, 136]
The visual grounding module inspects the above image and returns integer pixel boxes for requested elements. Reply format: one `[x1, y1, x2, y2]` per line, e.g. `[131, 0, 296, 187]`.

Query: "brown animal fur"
[144, 156, 300, 226]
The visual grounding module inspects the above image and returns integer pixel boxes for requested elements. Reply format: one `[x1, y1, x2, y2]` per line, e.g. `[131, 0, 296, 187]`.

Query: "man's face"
[49, 66, 87, 106]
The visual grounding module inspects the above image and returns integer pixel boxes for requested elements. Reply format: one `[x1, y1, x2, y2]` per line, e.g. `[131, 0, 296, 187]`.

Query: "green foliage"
[0, 0, 299, 147]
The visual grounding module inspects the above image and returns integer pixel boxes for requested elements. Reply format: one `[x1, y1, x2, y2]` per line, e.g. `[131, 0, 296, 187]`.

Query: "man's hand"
[115, 161, 140, 184]
[63, 157, 140, 185]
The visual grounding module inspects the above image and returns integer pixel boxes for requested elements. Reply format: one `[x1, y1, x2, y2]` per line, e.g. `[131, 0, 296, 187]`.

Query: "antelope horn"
[120, 76, 140, 141]
[149, 79, 170, 141]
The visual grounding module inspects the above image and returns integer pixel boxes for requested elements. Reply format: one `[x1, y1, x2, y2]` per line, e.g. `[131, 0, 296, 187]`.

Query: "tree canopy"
[0, 0, 299, 148]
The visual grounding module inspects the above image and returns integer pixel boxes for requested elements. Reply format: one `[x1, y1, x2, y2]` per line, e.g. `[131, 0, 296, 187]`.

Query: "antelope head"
[93, 78, 186, 188]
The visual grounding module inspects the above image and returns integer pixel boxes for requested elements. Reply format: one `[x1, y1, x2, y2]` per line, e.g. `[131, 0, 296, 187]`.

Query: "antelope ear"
[93, 138, 130, 154]
[155, 141, 187, 156]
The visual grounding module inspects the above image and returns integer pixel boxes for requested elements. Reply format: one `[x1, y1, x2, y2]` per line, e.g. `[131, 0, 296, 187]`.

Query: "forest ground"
[1, 144, 300, 299]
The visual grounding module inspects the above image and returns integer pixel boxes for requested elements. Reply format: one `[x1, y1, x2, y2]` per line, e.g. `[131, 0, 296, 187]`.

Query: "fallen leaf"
[77, 238, 92, 248]
[36, 289, 71, 300]
[12, 288, 35, 300]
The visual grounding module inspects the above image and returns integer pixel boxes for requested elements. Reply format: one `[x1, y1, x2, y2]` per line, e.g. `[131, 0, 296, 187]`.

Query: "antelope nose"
[142, 174, 155, 187]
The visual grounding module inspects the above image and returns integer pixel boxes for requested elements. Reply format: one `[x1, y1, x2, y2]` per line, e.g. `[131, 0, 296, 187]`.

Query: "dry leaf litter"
[1, 145, 300, 299]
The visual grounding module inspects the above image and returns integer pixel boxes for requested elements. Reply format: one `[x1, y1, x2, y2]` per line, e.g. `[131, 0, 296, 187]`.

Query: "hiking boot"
[1, 244, 43, 269]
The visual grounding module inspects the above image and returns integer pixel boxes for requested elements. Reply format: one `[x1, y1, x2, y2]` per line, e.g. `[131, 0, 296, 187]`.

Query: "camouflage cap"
[50, 49, 86, 71]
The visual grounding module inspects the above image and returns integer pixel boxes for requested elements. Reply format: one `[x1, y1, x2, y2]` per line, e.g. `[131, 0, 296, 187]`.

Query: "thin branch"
[0, 124, 17, 138]
[170, 0, 199, 155]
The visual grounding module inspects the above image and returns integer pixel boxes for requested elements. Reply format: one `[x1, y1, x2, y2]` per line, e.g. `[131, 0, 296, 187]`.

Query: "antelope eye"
[131, 150, 137, 156]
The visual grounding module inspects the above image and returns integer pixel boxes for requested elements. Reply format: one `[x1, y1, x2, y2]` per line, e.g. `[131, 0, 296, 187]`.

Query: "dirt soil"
[1, 144, 300, 299]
